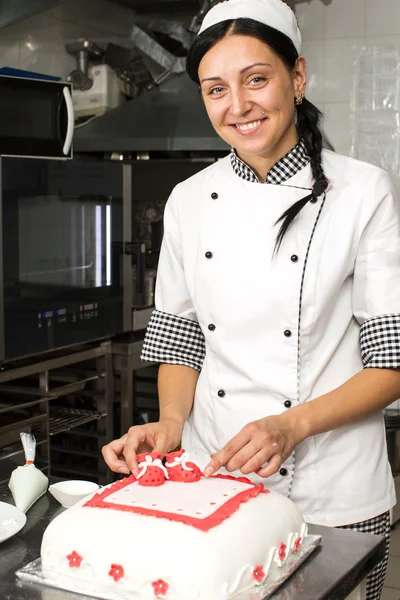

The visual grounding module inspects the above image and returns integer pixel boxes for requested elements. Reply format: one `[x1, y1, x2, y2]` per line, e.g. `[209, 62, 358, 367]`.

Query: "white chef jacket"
[141, 149, 399, 527]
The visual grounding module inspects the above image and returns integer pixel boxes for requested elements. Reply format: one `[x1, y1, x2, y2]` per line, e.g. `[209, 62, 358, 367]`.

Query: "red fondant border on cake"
[84, 474, 269, 532]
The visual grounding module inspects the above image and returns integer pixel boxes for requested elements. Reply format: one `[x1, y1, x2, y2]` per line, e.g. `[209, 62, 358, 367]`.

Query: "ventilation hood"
[74, 73, 229, 154]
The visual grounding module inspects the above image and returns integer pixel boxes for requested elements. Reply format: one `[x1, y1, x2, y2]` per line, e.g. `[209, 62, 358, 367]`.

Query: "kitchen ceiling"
[0, 0, 333, 29]
[0, 0, 65, 29]
[110, 0, 202, 12]
[109, 0, 333, 13]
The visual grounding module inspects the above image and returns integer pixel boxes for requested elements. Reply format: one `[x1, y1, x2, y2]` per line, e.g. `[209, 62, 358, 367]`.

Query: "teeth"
[236, 120, 262, 131]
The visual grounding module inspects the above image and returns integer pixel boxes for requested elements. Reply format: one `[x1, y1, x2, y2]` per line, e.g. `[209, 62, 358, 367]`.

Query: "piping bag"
[8, 433, 49, 512]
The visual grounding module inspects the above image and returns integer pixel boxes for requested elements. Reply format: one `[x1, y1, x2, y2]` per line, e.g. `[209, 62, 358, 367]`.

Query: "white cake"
[41, 453, 308, 600]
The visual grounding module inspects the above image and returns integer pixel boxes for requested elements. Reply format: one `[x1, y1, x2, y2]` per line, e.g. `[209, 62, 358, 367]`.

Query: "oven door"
[0, 75, 73, 159]
[0, 155, 125, 362]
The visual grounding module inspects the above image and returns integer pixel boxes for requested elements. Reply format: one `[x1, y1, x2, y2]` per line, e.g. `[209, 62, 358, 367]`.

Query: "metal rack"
[0, 341, 114, 487]
[49, 406, 107, 436]
[384, 409, 400, 432]
[110, 333, 160, 438]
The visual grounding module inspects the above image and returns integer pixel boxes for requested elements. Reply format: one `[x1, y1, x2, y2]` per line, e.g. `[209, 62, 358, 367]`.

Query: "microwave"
[0, 74, 73, 160]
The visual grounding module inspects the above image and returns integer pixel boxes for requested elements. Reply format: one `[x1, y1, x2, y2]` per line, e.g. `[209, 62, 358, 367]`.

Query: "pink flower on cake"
[252, 565, 265, 583]
[278, 543, 287, 562]
[109, 564, 124, 582]
[66, 551, 83, 568]
[152, 578, 169, 597]
[293, 536, 303, 554]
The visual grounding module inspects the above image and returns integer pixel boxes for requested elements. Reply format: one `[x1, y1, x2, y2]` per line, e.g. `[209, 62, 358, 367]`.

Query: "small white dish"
[48, 480, 99, 508]
[0, 501, 27, 543]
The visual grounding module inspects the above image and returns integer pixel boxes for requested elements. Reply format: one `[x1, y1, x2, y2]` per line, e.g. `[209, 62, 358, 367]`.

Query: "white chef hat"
[198, 0, 302, 55]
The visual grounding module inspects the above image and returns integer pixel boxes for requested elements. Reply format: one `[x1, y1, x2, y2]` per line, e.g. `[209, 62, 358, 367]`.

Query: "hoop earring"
[295, 94, 304, 106]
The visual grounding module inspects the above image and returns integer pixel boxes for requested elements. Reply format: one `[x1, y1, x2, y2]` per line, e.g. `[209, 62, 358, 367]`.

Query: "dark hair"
[187, 18, 328, 252]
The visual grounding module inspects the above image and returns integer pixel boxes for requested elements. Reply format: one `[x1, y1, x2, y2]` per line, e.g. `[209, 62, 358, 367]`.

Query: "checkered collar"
[230, 138, 310, 184]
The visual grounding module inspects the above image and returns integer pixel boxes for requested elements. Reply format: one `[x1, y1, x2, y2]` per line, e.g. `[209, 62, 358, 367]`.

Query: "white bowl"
[48, 480, 100, 508]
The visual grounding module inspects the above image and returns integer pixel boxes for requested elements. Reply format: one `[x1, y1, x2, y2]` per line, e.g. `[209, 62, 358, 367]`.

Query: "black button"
[310, 197, 318, 204]
[284, 400, 292, 408]
[208, 324, 216, 331]
[205, 251, 213, 259]
[291, 255, 299, 263]
[211, 192, 219, 200]
[284, 330, 292, 337]
[218, 390, 226, 398]
[280, 468, 288, 476]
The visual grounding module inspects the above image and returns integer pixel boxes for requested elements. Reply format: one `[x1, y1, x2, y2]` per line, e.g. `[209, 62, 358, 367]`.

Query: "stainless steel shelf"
[0, 342, 114, 485]
[49, 407, 107, 436]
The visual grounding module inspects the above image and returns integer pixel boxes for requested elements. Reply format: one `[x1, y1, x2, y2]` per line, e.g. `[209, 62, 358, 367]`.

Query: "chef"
[102, 1, 400, 597]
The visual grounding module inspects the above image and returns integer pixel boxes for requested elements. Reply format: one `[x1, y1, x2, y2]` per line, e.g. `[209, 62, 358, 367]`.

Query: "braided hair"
[186, 18, 329, 252]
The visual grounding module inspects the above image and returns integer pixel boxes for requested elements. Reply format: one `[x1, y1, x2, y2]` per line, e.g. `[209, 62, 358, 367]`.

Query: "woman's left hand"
[203, 414, 301, 479]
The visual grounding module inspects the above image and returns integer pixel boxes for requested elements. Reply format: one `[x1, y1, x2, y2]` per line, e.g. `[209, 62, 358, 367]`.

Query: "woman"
[103, 1, 400, 597]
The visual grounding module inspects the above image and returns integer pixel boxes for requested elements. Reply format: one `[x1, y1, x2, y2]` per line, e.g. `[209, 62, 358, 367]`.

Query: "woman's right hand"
[101, 418, 183, 476]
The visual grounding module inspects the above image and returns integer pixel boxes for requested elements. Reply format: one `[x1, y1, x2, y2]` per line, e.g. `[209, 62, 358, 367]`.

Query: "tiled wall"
[297, 0, 400, 156]
[0, 0, 136, 80]
[297, 0, 400, 412]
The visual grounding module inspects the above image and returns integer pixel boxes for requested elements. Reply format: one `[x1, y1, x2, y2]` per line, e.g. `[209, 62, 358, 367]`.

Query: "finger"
[204, 430, 251, 477]
[152, 432, 169, 456]
[256, 454, 283, 479]
[102, 438, 129, 474]
[124, 429, 146, 475]
[238, 447, 272, 475]
[225, 441, 264, 473]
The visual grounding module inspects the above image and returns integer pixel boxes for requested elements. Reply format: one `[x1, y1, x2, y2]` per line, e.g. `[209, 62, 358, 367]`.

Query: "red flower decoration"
[278, 543, 287, 562]
[67, 551, 83, 568]
[109, 564, 124, 582]
[293, 536, 302, 554]
[152, 578, 169, 597]
[252, 565, 265, 583]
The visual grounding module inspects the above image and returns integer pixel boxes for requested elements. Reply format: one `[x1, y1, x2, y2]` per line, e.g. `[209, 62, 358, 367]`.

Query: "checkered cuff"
[360, 314, 400, 369]
[141, 310, 206, 372]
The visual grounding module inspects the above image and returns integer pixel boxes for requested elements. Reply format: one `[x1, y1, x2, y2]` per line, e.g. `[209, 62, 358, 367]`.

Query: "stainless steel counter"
[0, 491, 386, 600]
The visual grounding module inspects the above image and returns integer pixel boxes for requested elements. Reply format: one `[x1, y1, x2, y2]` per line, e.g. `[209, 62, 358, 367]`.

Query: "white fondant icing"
[41, 477, 307, 600]
[104, 477, 254, 521]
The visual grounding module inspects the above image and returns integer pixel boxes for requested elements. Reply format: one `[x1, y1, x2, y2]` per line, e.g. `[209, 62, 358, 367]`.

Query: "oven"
[0, 154, 128, 362]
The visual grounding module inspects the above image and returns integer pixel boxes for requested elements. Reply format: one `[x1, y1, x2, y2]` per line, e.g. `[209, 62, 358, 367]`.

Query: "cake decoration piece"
[108, 564, 124, 582]
[136, 452, 169, 487]
[274, 543, 288, 567]
[66, 551, 83, 568]
[165, 449, 202, 482]
[152, 578, 169, 597]
[293, 536, 303, 554]
[252, 565, 266, 584]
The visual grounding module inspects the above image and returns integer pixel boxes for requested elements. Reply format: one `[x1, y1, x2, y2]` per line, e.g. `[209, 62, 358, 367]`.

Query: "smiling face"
[198, 34, 307, 177]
